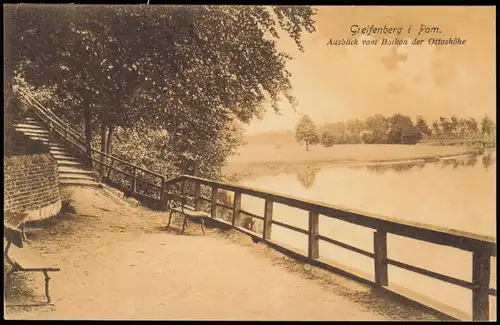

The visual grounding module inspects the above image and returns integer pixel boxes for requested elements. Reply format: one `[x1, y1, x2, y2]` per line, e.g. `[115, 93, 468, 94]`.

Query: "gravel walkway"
[4, 187, 438, 320]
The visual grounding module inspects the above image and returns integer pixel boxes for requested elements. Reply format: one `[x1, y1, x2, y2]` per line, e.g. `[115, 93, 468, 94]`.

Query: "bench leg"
[181, 215, 188, 234]
[201, 217, 205, 235]
[167, 210, 174, 228]
[43, 271, 52, 304]
[21, 223, 27, 241]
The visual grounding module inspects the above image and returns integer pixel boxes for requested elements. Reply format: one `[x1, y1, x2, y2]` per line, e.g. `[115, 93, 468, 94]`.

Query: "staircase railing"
[14, 88, 169, 200]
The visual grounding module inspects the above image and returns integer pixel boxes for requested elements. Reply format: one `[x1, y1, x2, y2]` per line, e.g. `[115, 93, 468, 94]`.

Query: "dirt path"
[4, 187, 439, 320]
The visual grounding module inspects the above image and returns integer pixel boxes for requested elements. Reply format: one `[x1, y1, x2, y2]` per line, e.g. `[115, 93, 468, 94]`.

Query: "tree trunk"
[106, 124, 114, 155]
[105, 124, 115, 176]
[306, 141, 309, 151]
[100, 123, 107, 176]
[83, 104, 93, 167]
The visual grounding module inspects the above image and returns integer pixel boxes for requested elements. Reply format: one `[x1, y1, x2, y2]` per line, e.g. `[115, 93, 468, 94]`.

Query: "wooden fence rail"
[164, 175, 496, 322]
[15, 89, 496, 321]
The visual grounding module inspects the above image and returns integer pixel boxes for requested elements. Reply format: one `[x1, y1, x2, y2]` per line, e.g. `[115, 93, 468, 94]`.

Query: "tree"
[387, 113, 420, 144]
[458, 118, 468, 138]
[439, 117, 453, 138]
[295, 115, 319, 151]
[450, 116, 459, 138]
[431, 121, 441, 138]
[481, 115, 495, 135]
[415, 116, 432, 138]
[320, 129, 336, 147]
[12, 5, 317, 179]
[346, 118, 365, 137]
[364, 114, 390, 144]
[320, 122, 345, 146]
[467, 117, 479, 134]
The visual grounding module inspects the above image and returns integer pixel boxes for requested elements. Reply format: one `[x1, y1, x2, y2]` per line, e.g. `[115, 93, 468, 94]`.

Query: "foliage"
[431, 121, 441, 137]
[11, 5, 317, 180]
[439, 117, 453, 138]
[111, 126, 177, 177]
[481, 115, 495, 135]
[320, 129, 336, 147]
[428, 115, 491, 140]
[319, 122, 346, 146]
[387, 113, 421, 144]
[314, 113, 493, 146]
[363, 114, 390, 144]
[467, 117, 479, 134]
[415, 115, 432, 138]
[295, 114, 319, 150]
[346, 118, 365, 136]
[60, 188, 76, 214]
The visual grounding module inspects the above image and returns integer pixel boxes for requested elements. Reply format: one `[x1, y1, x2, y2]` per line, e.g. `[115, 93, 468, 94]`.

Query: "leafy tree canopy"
[9, 4, 317, 178]
[295, 114, 319, 150]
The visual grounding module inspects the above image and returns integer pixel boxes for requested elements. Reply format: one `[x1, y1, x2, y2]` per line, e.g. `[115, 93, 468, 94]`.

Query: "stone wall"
[4, 153, 62, 222]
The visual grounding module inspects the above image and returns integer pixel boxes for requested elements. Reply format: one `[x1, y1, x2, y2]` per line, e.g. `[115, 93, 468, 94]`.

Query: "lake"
[236, 149, 496, 320]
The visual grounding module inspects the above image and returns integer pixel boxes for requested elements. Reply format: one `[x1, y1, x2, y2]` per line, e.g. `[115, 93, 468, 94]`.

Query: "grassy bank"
[224, 143, 485, 178]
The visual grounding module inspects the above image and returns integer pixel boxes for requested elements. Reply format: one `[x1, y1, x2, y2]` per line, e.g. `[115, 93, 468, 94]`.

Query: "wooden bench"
[165, 193, 209, 235]
[4, 214, 61, 304]
[5, 211, 28, 241]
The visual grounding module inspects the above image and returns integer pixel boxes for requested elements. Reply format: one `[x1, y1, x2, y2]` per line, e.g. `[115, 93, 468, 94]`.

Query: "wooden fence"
[165, 175, 496, 321]
[15, 88, 497, 321]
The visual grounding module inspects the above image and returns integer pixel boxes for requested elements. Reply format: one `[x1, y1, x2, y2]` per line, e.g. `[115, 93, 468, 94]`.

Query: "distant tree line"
[295, 113, 496, 149]
[6, 5, 317, 180]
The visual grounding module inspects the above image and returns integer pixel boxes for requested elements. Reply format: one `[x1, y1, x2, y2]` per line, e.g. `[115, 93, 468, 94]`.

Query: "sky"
[245, 6, 496, 134]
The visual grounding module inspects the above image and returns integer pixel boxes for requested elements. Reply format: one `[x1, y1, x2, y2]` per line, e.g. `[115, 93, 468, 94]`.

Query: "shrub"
[60, 187, 76, 214]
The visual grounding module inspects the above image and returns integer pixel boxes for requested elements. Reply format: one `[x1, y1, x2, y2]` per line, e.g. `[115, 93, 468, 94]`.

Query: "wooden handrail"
[15, 89, 165, 181]
[16, 88, 69, 127]
[167, 174, 496, 321]
[16, 88, 86, 145]
[175, 175, 496, 255]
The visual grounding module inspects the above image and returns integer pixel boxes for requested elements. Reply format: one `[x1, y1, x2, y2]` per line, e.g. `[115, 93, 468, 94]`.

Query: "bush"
[60, 187, 76, 214]
[321, 130, 335, 147]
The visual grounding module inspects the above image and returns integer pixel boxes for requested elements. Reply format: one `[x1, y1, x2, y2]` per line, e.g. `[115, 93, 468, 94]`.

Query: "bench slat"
[5, 211, 28, 229]
[171, 207, 209, 218]
[4, 225, 23, 248]
[8, 244, 60, 271]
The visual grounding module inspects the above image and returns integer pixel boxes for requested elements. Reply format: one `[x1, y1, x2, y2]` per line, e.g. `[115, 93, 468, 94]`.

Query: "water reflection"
[243, 150, 496, 318]
[365, 162, 422, 174]
[296, 168, 318, 188]
[482, 152, 495, 171]
[294, 153, 495, 186]
[356, 152, 494, 176]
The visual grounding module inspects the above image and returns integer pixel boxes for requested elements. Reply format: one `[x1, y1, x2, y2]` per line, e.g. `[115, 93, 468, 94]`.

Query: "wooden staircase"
[14, 116, 100, 188]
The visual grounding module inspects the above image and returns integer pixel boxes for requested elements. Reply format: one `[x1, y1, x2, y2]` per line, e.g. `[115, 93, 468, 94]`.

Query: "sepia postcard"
[3, 4, 496, 322]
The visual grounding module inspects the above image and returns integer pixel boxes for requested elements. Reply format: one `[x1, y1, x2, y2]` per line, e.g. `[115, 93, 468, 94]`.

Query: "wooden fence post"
[195, 182, 202, 211]
[181, 180, 187, 196]
[263, 199, 273, 240]
[131, 167, 137, 194]
[211, 186, 218, 219]
[472, 250, 491, 321]
[232, 192, 241, 227]
[87, 142, 93, 168]
[374, 230, 389, 286]
[308, 211, 319, 261]
[106, 159, 115, 181]
[160, 176, 167, 204]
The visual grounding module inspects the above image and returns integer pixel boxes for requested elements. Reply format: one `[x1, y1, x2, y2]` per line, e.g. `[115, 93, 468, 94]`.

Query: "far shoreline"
[224, 145, 490, 179]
